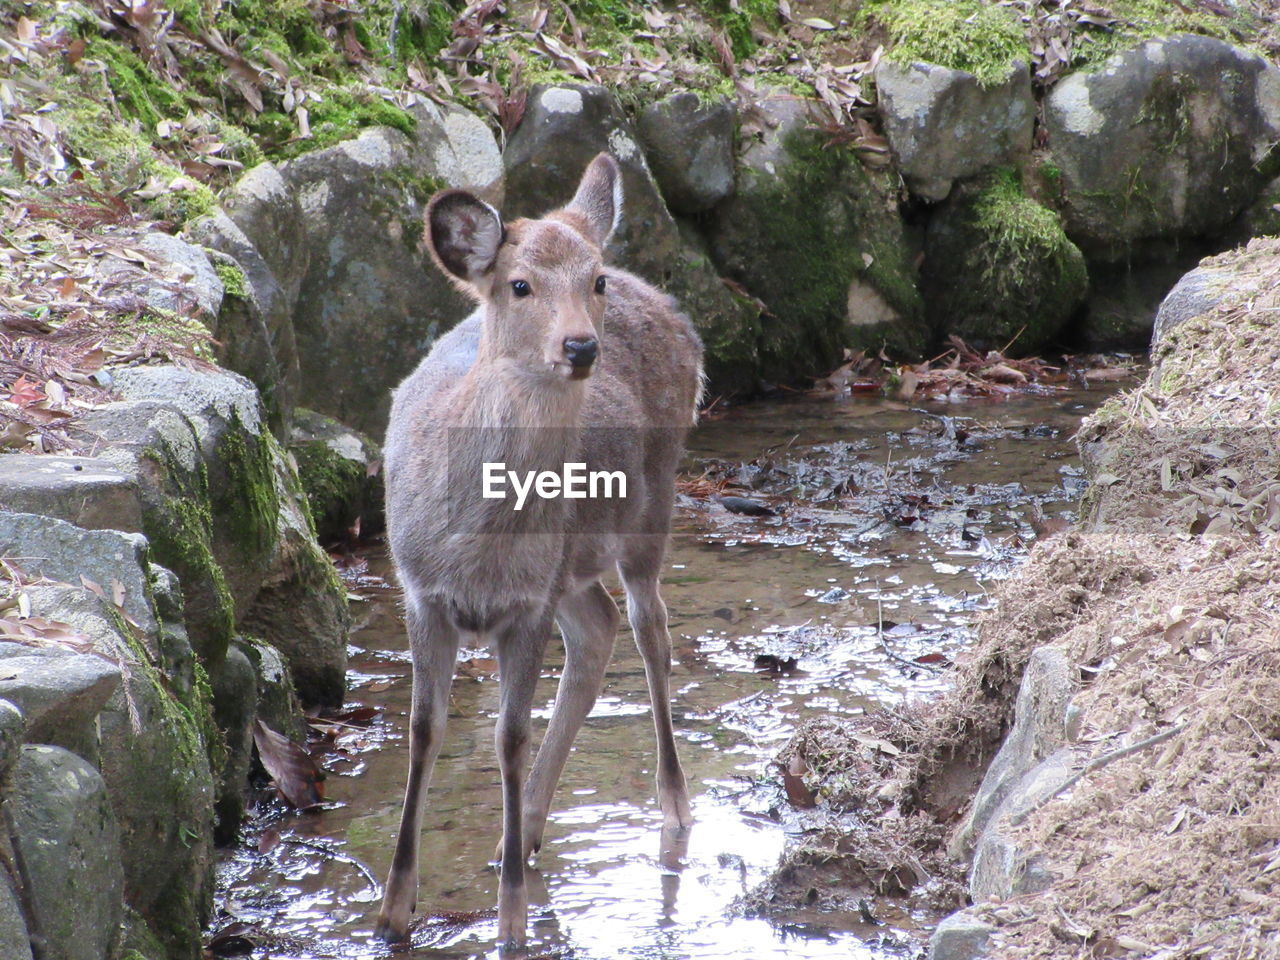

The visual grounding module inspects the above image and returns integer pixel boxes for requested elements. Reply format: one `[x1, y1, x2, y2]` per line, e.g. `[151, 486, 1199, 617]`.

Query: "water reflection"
[213, 388, 1123, 959]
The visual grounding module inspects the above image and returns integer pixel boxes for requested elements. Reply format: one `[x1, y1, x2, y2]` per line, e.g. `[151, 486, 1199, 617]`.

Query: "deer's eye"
[511, 279, 532, 297]
[594, 275, 607, 295]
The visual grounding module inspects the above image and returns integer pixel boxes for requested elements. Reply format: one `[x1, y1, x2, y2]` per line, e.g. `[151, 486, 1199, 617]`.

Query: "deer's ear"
[566, 153, 623, 247]
[426, 190, 504, 286]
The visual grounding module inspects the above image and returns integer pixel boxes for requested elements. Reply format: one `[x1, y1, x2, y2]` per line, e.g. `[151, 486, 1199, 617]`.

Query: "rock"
[111, 364, 282, 632]
[240, 637, 305, 742]
[281, 125, 473, 434]
[636, 91, 736, 214]
[0, 643, 119, 764]
[0, 698, 26, 789]
[951, 646, 1077, 858]
[1080, 249, 1209, 349]
[289, 407, 384, 542]
[240, 444, 350, 705]
[1045, 34, 1280, 260]
[708, 87, 927, 377]
[404, 97, 505, 204]
[74, 398, 236, 662]
[1150, 262, 1236, 350]
[929, 909, 995, 960]
[136, 231, 224, 324]
[148, 562, 199, 697]
[0, 512, 158, 637]
[209, 642, 256, 838]
[9, 744, 124, 960]
[185, 212, 301, 437]
[969, 748, 1074, 902]
[24, 584, 216, 960]
[503, 83, 761, 393]
[0, 868, 32, 960]
[1226, 174, 1280, 245]
[876, 60, 1034, 202]
[0, 454, 142, 532]
[221, 161, 310, 312]
[923, 173, 1087, 352]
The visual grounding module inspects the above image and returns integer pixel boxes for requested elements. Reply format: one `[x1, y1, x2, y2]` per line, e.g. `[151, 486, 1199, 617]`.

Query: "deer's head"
[426, 153, 622, 382]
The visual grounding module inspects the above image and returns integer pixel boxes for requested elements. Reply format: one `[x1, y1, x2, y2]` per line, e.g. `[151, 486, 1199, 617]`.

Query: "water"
[213, 385, 1125, 959]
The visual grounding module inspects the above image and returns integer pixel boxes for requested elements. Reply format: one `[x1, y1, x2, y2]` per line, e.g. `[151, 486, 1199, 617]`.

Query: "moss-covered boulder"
[289, 408, 384, 543]
[923, 172, 1087, 352]
[1045, 34, 1280, 261]
[636, 91, 736, 214]
[708, 89, 926, 380]
[502, 83, 761, 393]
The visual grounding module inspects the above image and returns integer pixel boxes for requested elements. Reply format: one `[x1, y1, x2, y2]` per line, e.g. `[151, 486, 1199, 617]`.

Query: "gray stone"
[73, 399, 236, 661]
[0, 643, 119, 763]
[221, 161, 310, 312]
[951, 647, 1077, 858]
[185, 212, 301, 437]
[637, 91, 736, 214]
[0, 697, 26, 789]
[148, 563, 198, 696]
[929, 909, 995, 960]
[404, 97, 505, 204]
[877, 60, 1034, 202]
[0, 869, 32, 960]
[10, 744, 124, 960]
[1080, 249, 1209, 350]
[505, 83, 761, 393]
[209, 642, 256, 838]
[969, 748, 1074, 902]
[0, 454, 142, 532]
[240, 443, 350, 705]
[241, 637, 305, 742]
[1045, 34, 1280, 260]
[0, 512, 157, 637]
[1150, 263, 1236, 350]
[280, 125, 473, 433]
[137, 231, 225, 323]
[23, 585, 216, 960]
[708, 86, 927, 377]
[111, 364, 281, 624]
[289, 407, 384, 542]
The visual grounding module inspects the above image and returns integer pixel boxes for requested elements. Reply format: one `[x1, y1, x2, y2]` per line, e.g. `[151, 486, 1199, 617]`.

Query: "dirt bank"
[762, 237, 1280, 957]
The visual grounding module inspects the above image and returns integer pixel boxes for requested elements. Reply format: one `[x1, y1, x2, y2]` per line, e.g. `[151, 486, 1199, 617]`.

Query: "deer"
[375, 153, 702, 949]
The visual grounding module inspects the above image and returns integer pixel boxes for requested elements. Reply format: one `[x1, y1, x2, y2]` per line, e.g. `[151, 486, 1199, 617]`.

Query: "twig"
[1009, 723, 1189, 827]
[278, 837, 381, 891]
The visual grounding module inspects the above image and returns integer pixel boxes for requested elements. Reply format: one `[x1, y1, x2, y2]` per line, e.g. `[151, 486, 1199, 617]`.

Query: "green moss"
[215, 414, 280, 559]
[213, 261, 248, 299]
[972, 170, 1085, 295]
[1070, 0, 1235, 70]
[86, 37, 191, 130]
[865, 0, 1027, 86]
[254, 86, 416, 160]
[686, 0, 780, 60]
[105, 307, 215, 362]
[291, 436, 367, 542]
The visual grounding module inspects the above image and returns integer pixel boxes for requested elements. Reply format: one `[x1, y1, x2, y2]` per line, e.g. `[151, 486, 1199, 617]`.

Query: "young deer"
[375, 154, 702, 947]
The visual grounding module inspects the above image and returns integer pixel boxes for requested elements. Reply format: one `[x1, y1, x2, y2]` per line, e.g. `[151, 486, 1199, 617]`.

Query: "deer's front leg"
[376, 600, 460, 942]
[493, 603, 553, 950]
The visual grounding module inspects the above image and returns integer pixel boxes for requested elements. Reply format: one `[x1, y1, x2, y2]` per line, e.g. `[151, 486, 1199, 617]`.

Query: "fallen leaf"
[252, 719, 325, 810]
[781, 753, 816, 808]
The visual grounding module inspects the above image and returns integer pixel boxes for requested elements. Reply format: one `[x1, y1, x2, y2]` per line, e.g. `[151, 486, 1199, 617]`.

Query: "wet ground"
[212, 384, 1127, 959]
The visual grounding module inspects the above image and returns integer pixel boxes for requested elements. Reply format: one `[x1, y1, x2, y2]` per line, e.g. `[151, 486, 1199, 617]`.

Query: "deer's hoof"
[373, 911, 411, 944]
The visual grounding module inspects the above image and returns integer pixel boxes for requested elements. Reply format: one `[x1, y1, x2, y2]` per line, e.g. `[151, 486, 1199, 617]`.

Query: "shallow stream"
[214, 384, 1126, 959]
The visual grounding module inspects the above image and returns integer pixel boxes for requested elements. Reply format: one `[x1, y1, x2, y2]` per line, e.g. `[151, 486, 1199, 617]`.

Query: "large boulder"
[1045, 34, 1280, 260]
[0, 641, 119, 765]
[708, 88, 927, 378]
[503, 83, 761, 393]
[281, 124, 480, 434]
[636, 91, 736, 214]
[0, 866, 31, 960]
[0, 454, 142, 533]
[220, 161, 310, 313]
[876, 59, 1035, 202]
[9, 744, 124, 960]
[1150, 261, 1237, 350]
[923, 173, 1088, 352]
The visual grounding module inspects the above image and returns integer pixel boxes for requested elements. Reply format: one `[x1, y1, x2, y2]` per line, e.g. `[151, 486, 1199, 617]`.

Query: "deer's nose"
[563, 337, 598, 368]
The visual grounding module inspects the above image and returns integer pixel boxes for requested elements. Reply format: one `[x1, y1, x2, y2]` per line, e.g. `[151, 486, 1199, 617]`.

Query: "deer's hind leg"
[619, 541, 693, 834]
[508, 580, 620, 862]
[376, 598, 461, 942]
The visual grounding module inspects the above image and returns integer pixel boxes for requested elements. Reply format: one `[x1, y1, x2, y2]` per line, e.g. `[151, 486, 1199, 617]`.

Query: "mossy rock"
[865, 0, 1029, 87]
[289, 408, 384, 543]
[709, 93, 926, 380]
[923, 171, 1087, 352]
